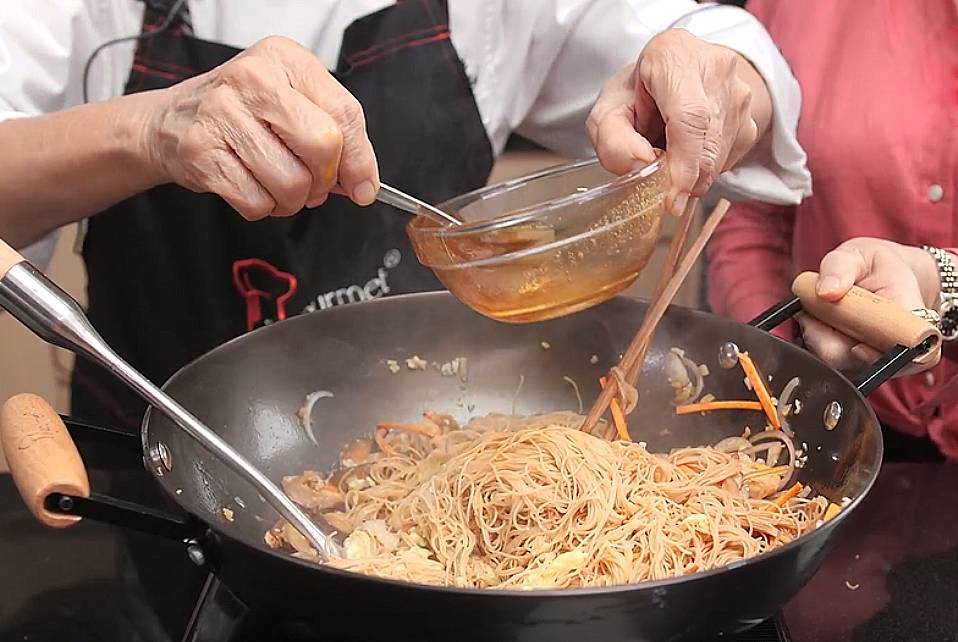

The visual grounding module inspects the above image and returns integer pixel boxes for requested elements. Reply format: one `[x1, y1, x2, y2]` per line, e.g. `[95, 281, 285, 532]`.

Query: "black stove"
[181, 575, 791, 642]
[3, 463, 958, 642]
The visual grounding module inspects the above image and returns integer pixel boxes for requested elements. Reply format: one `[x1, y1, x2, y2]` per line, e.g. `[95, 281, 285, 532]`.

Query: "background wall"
[0, 148, 702, 471]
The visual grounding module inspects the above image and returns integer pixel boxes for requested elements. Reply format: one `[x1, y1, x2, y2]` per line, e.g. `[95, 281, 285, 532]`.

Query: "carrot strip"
[824, 503, 841, 522]
[767, 482, 803, 511]
[376, 421, 440, 438]
[374, 428, 396, 455]
[422, 411, 445, 425]
[743, 464, 790, 480]
[675, 400, 764, 415]
[737, 352, 781, 429]
[599, 376, 632, 442]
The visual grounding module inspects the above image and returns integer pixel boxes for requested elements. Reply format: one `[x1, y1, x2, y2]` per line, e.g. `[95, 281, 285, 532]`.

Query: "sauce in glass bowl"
[408, 155, 668, 323]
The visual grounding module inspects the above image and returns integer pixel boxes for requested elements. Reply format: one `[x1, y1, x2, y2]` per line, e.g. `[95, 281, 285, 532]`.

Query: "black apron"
[70, 2, 492, 638]
[72, 0, 493, 430]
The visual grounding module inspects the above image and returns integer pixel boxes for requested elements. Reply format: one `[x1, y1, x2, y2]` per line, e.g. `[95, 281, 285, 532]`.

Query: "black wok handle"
[750, 272, 942, 396]
[0, 393, 197, 540]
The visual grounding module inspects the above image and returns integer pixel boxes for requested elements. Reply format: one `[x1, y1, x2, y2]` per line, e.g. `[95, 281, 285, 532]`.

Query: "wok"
[0, 280, 939, 641]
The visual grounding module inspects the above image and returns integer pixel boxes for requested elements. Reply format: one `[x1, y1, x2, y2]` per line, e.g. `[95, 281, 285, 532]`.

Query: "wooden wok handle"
[0, 393, 90, 528]
[792, 271, 942, 364]
[0, 236, 26, 278]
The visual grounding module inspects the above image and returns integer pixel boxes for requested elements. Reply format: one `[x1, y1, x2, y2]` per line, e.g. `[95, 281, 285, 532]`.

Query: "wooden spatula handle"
[0, 236, 26, 278]
[0, 393, 90, 528]
[792, 271, 942, 362]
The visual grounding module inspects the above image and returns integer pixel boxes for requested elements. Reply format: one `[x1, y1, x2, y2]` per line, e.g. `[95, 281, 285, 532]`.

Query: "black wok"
[0, 290, 937, 642]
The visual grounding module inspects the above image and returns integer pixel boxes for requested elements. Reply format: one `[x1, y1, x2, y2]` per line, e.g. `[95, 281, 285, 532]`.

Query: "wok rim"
[141, 290, 884, 599]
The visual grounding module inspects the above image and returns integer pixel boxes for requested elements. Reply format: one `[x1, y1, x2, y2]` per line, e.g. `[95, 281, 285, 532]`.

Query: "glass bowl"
[407, 155, 668, 323]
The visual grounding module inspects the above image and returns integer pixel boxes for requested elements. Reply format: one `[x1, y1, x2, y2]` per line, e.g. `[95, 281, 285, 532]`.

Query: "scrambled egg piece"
[682, 513, 710, 533]
[523, 550, 589, 588]
[344, 530, 376, 560]
[406, 355, 428, 370]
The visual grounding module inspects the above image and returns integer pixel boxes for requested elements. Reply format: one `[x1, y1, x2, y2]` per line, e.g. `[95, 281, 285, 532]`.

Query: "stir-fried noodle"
[266, 411, 827, 589]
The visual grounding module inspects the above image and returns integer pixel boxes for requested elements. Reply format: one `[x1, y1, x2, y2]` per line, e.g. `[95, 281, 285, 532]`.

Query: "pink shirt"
[707, 0, 958, 457]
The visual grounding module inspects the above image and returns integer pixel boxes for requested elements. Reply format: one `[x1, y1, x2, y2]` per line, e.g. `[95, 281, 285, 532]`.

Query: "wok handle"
[0, 394, 90, 528]
[1, 394, 199, 540]
[791, 271, 942, 364]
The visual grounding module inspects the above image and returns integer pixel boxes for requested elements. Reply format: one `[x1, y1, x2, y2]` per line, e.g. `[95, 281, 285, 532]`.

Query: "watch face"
[941, 299, 958, 340]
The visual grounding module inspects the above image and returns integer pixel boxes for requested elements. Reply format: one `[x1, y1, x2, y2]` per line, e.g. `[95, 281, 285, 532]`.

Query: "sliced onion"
[776, 377, 800, 437]
[563, 376, 583, 415]
[766, 444, 784, 469]
[298, 390, 334, 447]
[610, 367, 639, 414]
[714, 436, 751, 453]
[511, 375, 525, 416]
[665, 350, 690, 388]
[666, 348, 706, 406]
[747, 430, 797, 491]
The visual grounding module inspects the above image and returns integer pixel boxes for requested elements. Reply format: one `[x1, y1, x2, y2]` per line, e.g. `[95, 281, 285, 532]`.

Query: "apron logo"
[301, 249, 402, 314]
[231, 259, 298, 332]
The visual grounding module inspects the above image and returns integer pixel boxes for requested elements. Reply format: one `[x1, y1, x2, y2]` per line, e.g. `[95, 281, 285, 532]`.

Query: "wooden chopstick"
[582, 198, 731, 435]
[584, 198, 697, 437]
[623, 196, 699, 383]
[582, 197, 699, 434]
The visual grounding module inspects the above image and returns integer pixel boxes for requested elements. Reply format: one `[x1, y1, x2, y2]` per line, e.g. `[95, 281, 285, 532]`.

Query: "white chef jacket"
[0, 0, 811, 265]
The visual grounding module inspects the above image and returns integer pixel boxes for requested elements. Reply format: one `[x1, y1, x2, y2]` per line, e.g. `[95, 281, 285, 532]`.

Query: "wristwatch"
[922, 245, 958, 341]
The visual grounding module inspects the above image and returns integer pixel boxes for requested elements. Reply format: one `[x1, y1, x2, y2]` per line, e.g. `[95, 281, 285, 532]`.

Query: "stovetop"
[2, 463, 958, 642]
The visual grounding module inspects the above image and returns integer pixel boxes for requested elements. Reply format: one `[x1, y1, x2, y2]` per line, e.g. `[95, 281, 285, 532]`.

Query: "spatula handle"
[0, 237, 23, 277]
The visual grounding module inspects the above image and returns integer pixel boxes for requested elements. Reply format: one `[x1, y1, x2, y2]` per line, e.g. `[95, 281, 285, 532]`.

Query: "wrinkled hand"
[797, 238, 943, 377]
[141, 36, 378, 219]
[588, 29, 768, 214]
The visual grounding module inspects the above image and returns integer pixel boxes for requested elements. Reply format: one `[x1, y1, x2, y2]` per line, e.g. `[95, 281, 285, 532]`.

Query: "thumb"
[815, 245, 867, 302]
[591, 105, 658, 176]
[588, 70, 658, 177]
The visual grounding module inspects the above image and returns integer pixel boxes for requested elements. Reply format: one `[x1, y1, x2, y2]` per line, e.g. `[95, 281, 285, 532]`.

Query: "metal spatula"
[0, 238, 342, 559]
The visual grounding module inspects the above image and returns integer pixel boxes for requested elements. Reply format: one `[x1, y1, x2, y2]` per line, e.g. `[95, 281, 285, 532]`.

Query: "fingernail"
[353, 181, 377, 206]
[306, 194, 328, 209]
[850, 345, 870, 363]
[671, 191, 689, 216]
[816, 276, 840, 295]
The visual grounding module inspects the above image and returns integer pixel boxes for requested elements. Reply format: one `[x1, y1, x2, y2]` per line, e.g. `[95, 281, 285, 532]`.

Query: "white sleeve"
[0, 0, 137, 117]
[514, 0, 811, 206]
[0, 0, 135, 266]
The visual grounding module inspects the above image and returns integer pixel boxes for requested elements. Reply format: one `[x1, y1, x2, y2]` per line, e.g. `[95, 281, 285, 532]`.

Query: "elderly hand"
[588, 29, 770, 214]
[141, 36, 379, 219]
[797, 238, 943, 377]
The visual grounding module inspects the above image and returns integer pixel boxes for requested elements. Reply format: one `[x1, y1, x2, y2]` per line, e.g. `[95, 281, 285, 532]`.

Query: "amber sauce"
[410, 175, 667, 323]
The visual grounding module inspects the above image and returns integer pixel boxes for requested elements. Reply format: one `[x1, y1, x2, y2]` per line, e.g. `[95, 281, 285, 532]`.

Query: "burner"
[181, 575, 790, 642]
